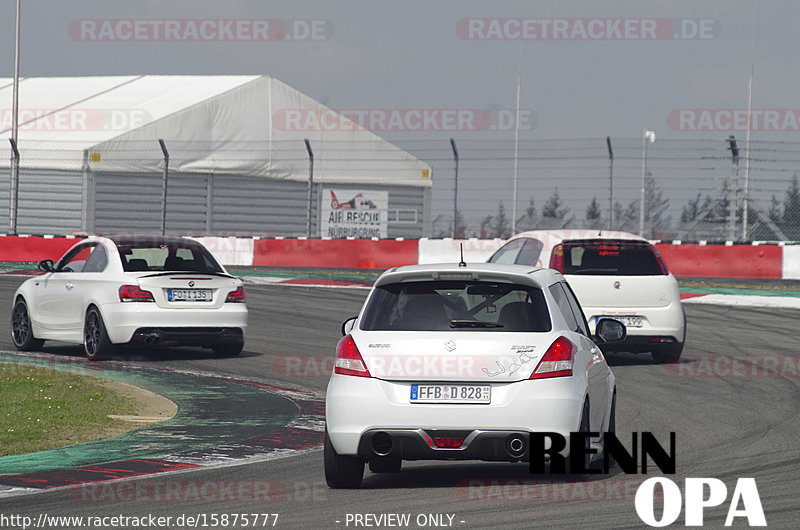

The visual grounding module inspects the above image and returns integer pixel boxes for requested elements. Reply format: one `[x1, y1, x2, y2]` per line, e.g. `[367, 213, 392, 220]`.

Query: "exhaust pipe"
[371, 432, 392, 456]
[506, 435, 527, 458]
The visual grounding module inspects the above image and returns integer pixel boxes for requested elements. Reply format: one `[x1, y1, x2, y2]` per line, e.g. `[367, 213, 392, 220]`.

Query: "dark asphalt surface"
[0, 277, 798, 528]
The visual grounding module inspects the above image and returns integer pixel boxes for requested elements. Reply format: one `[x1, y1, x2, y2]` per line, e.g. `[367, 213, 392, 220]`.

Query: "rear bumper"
[356, 428, 532, 462]
[584, 301, 685, 351]
[325, 375, 585, 457]
[99, 302, 248, 345]
[130, 327, 244, 348]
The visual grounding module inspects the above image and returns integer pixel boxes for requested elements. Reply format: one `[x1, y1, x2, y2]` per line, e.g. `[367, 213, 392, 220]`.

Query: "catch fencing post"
[8, 138, 19, 235]
[727, 136, 739, 241]
[451, 138, 459, 238]
[305, 138, 314, 237]
[158, 139, 169, 236]
[607, 136, 614, 230]
[81, 149, 90, 232]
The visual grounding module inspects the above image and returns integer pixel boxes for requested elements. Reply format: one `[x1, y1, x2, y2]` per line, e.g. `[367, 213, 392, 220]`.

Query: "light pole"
[639, 129, 655, 238]
[9, 0, 21, 235]
[511, 73, 521, 235]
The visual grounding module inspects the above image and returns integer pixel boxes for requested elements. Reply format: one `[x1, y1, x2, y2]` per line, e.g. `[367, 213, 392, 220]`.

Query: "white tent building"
[0, 75, 432, 237]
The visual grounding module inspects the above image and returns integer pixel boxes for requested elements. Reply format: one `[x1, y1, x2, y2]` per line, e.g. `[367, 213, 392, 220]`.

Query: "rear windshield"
[115, 239, 224, 274]
[360, 280, 552, 332]
[562, 240, 666, 276]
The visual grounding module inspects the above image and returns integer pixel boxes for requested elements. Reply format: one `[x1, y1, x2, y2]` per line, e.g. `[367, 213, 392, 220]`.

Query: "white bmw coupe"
[11, 236, 247, 360]
[324, 262, 624, 488]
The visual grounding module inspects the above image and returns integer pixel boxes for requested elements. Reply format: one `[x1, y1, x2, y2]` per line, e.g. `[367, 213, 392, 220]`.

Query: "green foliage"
[542, 189, 570, 219]
[585, 196, 602, 226]
[494, 202, 510, 239]
[781, 174, 800, 239]
[453, 209, 467, 238]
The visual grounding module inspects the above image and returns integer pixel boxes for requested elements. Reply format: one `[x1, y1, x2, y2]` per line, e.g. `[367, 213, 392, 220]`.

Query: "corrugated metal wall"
[2, 169, 84, 235]
[0, 168, 427, 237]
[89, 172, 427, 237]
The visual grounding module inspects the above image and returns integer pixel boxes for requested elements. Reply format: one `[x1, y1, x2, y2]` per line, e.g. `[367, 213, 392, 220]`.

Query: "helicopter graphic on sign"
[322, 189, 388, 238]
[329, 190, 379, 210]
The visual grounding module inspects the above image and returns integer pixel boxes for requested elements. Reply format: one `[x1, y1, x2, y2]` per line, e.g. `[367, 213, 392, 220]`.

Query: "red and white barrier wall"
[1, 235, 799, 280]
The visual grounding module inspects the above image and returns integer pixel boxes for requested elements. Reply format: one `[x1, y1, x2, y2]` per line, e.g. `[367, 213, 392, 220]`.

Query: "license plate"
[168, 289, 212, 302]
[410, 384, 491, 404]
[597, 315, 642, 328]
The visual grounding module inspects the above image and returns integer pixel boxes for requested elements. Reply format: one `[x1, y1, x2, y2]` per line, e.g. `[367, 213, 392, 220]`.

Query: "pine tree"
[643, 174, 671, 237]
[453, 209, 467, 238]
[781, 174, 800, 240]
[542, 189, 570, 219]
[494, 202, 510, 239]
[585, 197, 602, 227]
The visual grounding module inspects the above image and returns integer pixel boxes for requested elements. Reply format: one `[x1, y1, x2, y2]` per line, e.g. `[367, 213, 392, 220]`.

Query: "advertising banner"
[321, 189, 388, 238]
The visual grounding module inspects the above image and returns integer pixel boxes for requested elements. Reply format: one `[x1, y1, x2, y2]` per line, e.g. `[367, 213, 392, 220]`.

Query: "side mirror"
[37, 259, 55, 273]
[595, 318, 627, 343]
[341, 317, 358, 336]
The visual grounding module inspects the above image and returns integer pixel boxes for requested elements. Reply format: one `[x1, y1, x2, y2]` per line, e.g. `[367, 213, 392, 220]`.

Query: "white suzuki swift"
[324, 262, 624, 488]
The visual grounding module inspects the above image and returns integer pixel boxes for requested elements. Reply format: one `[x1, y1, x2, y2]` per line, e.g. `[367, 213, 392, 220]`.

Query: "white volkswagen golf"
[11, 236, 248, 360]
[324, 262, 624, 488]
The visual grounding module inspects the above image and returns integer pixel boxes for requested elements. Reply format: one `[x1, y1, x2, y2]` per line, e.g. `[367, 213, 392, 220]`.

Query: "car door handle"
[66, 283, 74, 290]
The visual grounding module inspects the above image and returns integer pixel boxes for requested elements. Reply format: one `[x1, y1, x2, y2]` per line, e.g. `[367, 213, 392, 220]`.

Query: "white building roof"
[0, 75, 431, 188]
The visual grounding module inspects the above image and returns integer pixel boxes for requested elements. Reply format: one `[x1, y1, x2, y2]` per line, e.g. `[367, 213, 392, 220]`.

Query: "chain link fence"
[392, 136, 800, 242]
[5, 136, 800, 240]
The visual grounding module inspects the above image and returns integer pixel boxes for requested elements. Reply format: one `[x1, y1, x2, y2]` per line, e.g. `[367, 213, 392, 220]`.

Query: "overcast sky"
[2, 0, 798, 234]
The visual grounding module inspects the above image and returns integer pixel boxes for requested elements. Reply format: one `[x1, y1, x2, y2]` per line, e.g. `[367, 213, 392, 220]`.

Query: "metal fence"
[2, 139, 428, 238]
[6, 136, 800, 241]
[391, 136, 800, 242]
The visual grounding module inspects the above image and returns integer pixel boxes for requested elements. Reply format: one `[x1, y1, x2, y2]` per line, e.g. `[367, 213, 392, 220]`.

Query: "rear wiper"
[574, 268, 617, 274]
[449, 320, 504, 328]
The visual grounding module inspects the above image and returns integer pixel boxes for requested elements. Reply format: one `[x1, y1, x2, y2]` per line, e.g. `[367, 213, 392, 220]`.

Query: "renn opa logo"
[530, 432, 766, 527]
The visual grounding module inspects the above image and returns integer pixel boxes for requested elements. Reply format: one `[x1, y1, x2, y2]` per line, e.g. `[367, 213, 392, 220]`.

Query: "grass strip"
[0, 364, 138, 457]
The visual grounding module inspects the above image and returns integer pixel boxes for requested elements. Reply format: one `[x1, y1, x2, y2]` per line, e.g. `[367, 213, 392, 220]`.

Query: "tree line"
[439, 173, 800, 240]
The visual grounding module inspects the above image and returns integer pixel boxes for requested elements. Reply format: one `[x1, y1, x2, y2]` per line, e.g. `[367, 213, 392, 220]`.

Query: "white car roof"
[511, 229, 649, 245]
[375, 262, 563, 289]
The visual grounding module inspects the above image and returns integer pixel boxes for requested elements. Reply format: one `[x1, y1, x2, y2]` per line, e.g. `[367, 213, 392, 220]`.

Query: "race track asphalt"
[0, 277, 798, 528]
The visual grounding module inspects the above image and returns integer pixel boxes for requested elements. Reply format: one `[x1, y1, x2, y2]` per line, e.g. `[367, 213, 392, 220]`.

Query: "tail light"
[119, 285, 154, 302]
[334, 335, 371, 377]
[549, 244, 564, 273]
[433, 437, 464, 448]
[225, 286, 246, 303]
[530, 336, 575, 379]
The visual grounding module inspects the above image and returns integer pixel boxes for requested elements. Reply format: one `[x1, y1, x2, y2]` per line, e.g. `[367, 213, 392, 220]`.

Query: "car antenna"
[458, 243, 467, 268]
